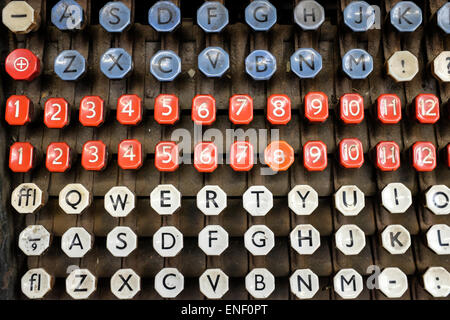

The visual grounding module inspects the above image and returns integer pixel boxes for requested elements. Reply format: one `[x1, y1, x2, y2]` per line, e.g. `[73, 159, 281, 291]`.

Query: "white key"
[106, 226, 137, 257]
[334, 268, 363, 299]
[196, 185, 227, 215]
[381, 182, 412, 214]
[335, 224, 366, 255]
[378, 267, 408, 298]
[334, 185, 365, 216]
[21, 268, 53, 299]
[289, 269, 319, 299]
[243, 186, 273, 216]
[59, 183, 91, 215]
[150, 184, 181, 215]
[386, 51, 419, 82]
[425, 185, 450, 215]
[423, 267, 450, 298]
[245, 268, 275, 299]
[18, 225, 51, 256]
[154, 268, 184, 298]
[198, 225, 229, 256]
[61, 227, 93, 258]
[244, 225, 275, 256]
[11, 183, 45, 214]
[426, 224, 450, 255]
[153, 226, 183, 257]
[431, 51, 450, 83]
[66, 268, 97, 300]
[104, 186, 135, 217]
[2, 1, 40, 34]
[110, 268, 141, 300]
[381, 224, 411, 255]
[290, 224, 321, 255]
[288, 185, 319, 215]
[199, 268, 229, 299]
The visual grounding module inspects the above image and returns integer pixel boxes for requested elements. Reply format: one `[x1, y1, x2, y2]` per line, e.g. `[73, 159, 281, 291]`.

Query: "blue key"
[54, 50, 86, 81]
[100, 48, 133, 79]
[290, 48, 322, 79]
[51, 0, 84, 30]
[293, 0, 325, 30]
[99, 1, 131, 33]
[150, 50, 181, 81]
[343, 1, 376, 32]
[390, 1, 422, 32]
[437, 3, 450, 34]
[198, 47, 229, 78]
[342, 49, 373, 79]
[148, 1, 181, 32]
[245, 0, 277, 31]
[245, 50, 276, 81]
[197, 1, 229, 33]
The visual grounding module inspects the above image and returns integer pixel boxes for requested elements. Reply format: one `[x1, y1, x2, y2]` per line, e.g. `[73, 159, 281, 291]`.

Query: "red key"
[5, 49, 40, 81]
[192, 95, 216, 125]
[9, 142, 35, 172]
[304, 92, 328, 122]
[340, 93, 364, 124]
[375, 141, 400, 171]
[229, 95, 253, 124]
[155, 141, 179, 172]
[447, 144, 450, 168]
[154, 94, 179, 124]
[117, 94, 142, 125]
[339, 138, 364, 168]
[264, 141, 294, 171]
[194, 142, 218, 172]
[5, 95, 33, 125]
[44, 98, 69, 128]
[81, 141, 107, 171]
[267, 94, 291, 125]
[79, 96, 105, 127]
[303, 141, 328, 171]
[230, 141, 254, 171]
[377, 94, 401, 124]
[118, 139, 143, 170]
[46, 142, 72, 172]
[412, 141, 436, 172]
[415, 94, 440, 124]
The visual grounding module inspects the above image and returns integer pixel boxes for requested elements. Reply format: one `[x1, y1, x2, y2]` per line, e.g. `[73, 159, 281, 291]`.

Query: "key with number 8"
[267, 94, 291, 125]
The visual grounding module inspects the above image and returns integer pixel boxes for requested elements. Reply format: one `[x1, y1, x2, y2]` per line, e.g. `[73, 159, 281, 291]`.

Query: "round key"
[303, 140, 327, 171]
[59, 183, 91, 215]
[54, 50, 86, 81]
[153, 226, 183, 257]
[61, 227, 92, 258]
[333, 269, 363, 299]
[290, 269, 319, 299]
[245, 268, 275, 299]
[390, 1, 422, 32]
[51, 0, 84, 30]
[375, 141, 401, 171]
[340, 93, 364, 124]
[100, 48, 132, 79]
[342, 49, 373, 79]
[107, 226, 137, 257]
[154, 94, 179, 124]
[81, 140, 107, 171]
[378, 267, 408, 298]
[230, 141, 254, 172]
[244, 225, 275, 256]
[148, 1, 181, 32]
[335, 224, 366, 255]
[18, 225, 51, 256]
[79, 95, 105, 127]
[198, 47, 229, 78]
[339, 138, 364, 169]
[432, 51, 450, 83]
[415, 94, 440, 124]
[437, 3, 450, 34]
[386, 51, 419, 82]
[267, 94, 291, 125]
[99, 1, 131, 33]
[412, 141, 436, 172]
[244, 0, 277, 31]
[293, 0, 325, 30]
[46, 142, 71, 172]
[150, 50, 181, 81]
[154, 268, 184, 298]
[194, 142, 218, 173]
[198, 225, 229, 256]
[245, 50, 276, 80]
[11, 183, 45, 214]
[377, 94, 402, 124]
[243, 186, 273, 216]
[423, 267, 450, 298]
[111, 269, 141, 300]
[2, 1, 40, 34]
[290, 48, 322, 79]
[66, 269, 96, 300]
[229, 94, 253, 124]
[288, 185, 319, 216]
[9, 142, 35, 173]
[199, 269, 229, 299]
[381, 224, 411, 255]
[381, 182, 412, 214]
[44, 97, 69, 128]
[5, 95, 33, 126]
[197, 1, 229, 33]
[192, 94, 216, 125]
[425, 185, 450, 216]
[264, 141, 294, 172]
[334, 185, 365, 216]
[155, 141, 179, 172]
[150, 184, 181, 215]
[5, 48, 40, 81]
[117, 94, 142, 125]
[197, 185, 227, 216]
[118, 139, 142, 170]
[343, 1, 376, 32]
[290, 224, 321, 255]
[21, 268, 53, 299]
[304, 91, 328, 122]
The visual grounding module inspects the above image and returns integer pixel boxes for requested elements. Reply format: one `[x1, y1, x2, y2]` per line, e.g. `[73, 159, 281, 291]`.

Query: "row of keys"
[4, 1, 450, 34]
[21, 266, 450, 300]
[6, 47, 450, 82]
[5, 92, 443, 127]
[11, 182, 450, 216]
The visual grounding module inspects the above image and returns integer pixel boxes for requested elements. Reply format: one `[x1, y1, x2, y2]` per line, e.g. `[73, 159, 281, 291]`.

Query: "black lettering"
[63, 55, 77, 73]
[108, 7, 121, 25]
[110, 193, 129, 211]
[158, 7, 172, 24]
[252, 231, 266, 248]
[208, 230, 218, 247]
[162, 232, 176, 249]
[160, 190, 171, 207]
[118, 274, 133, 291]
[251, 190, 264, 207]
[207, 7, 217, 25]
[66, 190, 82, 210]
[116, 232, 128, 250]
[69, 233, 84, 250]
[163, 273, 176, 290]
[255, 274, 266, 291]
[254, 6, 268, 22]
[255, 55, 268, 72]
[206, 190, 219, 208]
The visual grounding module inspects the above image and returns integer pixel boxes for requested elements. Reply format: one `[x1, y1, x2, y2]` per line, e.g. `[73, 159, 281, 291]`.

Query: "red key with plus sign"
[5, 48, 40, 81]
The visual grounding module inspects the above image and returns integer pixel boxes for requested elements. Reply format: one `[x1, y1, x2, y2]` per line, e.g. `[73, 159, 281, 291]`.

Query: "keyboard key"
[154, 94, 179, 124]
[118, 139, 143, 170]
[155, 141, 179, 172]
[377, 94, 402, 124]
[290, 48, 322, 79]
[117, 94, 142, 125]
[415, 94, 440, 124]
[423, 267, 450, 298]
[51, 0, 84, 30]
[199, 269, 229, 299]
[245, 268, 274, 299]
[150, 184, 181, 215]
[431, 51, 450, 83]
[390, 1, 422, 32]
[5, 48, 40, 81]
[229, 94, 253, 124]
[100, 48, 132, 79]
[290, 224, 321, 255]
[288, 185, 319, 216]
[386, 51, 419, 82]
[11, 183, 45, 214]
[378, 267, 408, 298]
[448, 144, 450, 168]
[5, 95, 33, 126]
[343, 1, 376, 32]
[245, 50, 276, 80]
[381, 183, 412, 214]
[412, 141, 436, 172]
[79, 95, 105, 127]
[197, 1, 229, 33]
[334, 269, 363, 299]
[230, 141, 254, 171]
[293, 0, 325, 30]
[153, 226, 183, 257]
[21, 268, 52, 299]
[46, 142, 72, 172]
[425, 185, 450, 216]
[381, 224, 411, 255]
[267, 94, 291, 124]
[66, 269, 96, 300]
[197, 185, 227, 216]
[244, 225, 275, 256]
[340, 93, 364, 124]
[426, 224, 450, 255]
[107, 226, 137, 257]
[54, 50, 86, 81]
[155, 268, 184, 298]
[81, 140, 107, 171]
[58, 183, 91, 214]
[198, 225, 229, 256]
[198, 47, 229, 78]
[9, 142, 35, 173]
[334, 185, 365, 216]
[2, 1, 39, 34]
[245, 0, 277, 31]
[304, 91, 328, 122]
[44, 98, 69, 128]
[375, 141, 401, 171]
[99, 1, 131, 33]
[303, 140, 327, 171]
[148, 1, 180, 32]
[243, 186, 273, 216]
[339, 138, 364, 168]
[111, 269, 141, 300]
[264, 140, 294, 171]
[194, 142, 218, 172]
[192, 94, 216, 125]
[290, 269, 319, 299]
[437, 3, 450, 34]
[150, 50, 181, 81]
[18, 225, 51, 256]
[342, 49, 373, 79]
[61, 227, 92, 258]
[335, 224, 366, 255]
[104, 186, 135, 218]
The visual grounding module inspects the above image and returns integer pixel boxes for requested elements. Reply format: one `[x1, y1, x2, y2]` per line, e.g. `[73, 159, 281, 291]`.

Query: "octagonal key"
[245, 50, 276, 80]
[11, 183, 46, 214]
[198, 47, 229, 78]
[432, 51, 450, 83]
[293, 0, 325, 30]
[426, 224, 450, 255]
[290, 48, 322, 79]
[21, 268, 53, 299]
[155, 268, 184, 298]
[54, 50, 86, 81]
[342, 49, 373, 79]
[244, 225, 275, 256]
[381, 183, 412, 214]
[200, 269, 229, 299]
[148, 1, 180, 32]
[390, 1, 422, 32]
[59, 183, 91, 215]
[197, 185, 227, 216]
[245, 268, 275, 299]
[334, 268, 363, 299]
[243, 186, 273, 216]
[245, 0, 276, 31]
[334, 185, 365, 216]
[9, 142, 36, 173]
[423, 267, 450, 298]
[425, 185, 450, 216]
[378, 267, 408, 298]
[104, 186, 135, 218]
[61, 227, 93, 258]
[288, 185, 319, 216]
[290, 269, 320, 300]
[18, 225, 51, 256]
[107, 226, 137, 257]
[290, 224, 321, 255]
[197, 1, 229, 33]
[99, 1, 131, 33]
[51, 0, 84, 30]
[335, 224, 366, 256]
[150, 50, 181, 81]
[66, 269, 96, 300]
[264, 140, 294, 172]
[381, 224, 411, 255]
[386, 51, 419, 82]
[111, 269, 141, 300]
[150, 184, 181, 215]
[437, 3, 450, 34]
[343, 1, 376, 32]
[5, 48, 40, 81]
[46, 142, 72, 172]
[153, 226, 183, 257]
[2, 1, 40, 34]
[198, 225, 229, 256]
[101, 48, 133, 79]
